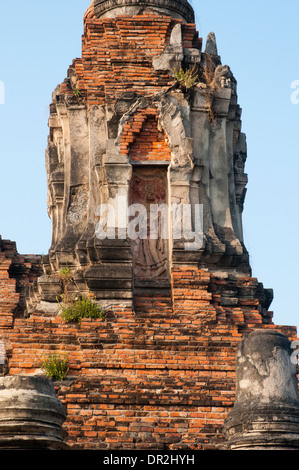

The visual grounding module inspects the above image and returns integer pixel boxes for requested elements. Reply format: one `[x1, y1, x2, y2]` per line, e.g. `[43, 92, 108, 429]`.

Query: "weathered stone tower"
[0, 0, 298, 450]
[29, 0, 252, 314]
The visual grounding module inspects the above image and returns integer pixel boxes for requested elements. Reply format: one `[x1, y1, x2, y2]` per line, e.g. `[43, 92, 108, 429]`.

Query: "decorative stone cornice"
[94, 0, 195, 23]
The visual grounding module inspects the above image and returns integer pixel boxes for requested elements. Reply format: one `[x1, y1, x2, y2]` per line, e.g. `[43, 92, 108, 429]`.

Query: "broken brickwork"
[60, 8, 201, 110]
[0, 237, 41, 327]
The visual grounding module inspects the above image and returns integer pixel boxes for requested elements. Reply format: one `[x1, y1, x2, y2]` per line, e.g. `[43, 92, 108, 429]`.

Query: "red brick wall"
[1, 266, 297, 450]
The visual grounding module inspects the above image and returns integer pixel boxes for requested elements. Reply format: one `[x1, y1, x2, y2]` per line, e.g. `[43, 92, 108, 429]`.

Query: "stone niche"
[26, 0, 256, 313]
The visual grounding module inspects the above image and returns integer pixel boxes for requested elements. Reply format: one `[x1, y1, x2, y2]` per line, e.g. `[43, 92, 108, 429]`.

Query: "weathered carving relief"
[67, 185, 89, 232]
[130, 167, 169, 284]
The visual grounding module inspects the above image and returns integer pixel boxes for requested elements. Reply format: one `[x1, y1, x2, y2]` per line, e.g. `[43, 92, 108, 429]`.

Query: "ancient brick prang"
[0, 0, 298, 452]
[33, 0, 251, 314]
[224, 331, 299, 450]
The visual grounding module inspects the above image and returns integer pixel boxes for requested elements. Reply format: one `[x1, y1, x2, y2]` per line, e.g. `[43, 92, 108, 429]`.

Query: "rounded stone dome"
[93, 0, 195, 23]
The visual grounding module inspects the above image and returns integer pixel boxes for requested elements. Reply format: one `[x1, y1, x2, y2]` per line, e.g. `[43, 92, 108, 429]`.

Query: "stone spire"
[93, 0, 195, 23]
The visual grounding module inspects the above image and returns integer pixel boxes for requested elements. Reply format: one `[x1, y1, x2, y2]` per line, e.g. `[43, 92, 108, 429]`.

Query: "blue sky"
[0, 1, 298, 331]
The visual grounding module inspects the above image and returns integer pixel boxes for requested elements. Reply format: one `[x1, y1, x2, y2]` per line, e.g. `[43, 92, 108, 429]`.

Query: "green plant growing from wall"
[57, 266, 106, 324]
[73, 88, 82, 97]
[60, 293, 107, 324]
[174, 64, 199, 92]
[41, 353, 69, 381]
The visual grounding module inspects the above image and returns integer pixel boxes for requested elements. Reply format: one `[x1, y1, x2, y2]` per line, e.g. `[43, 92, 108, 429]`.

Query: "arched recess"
[122, 108, 172, 293]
